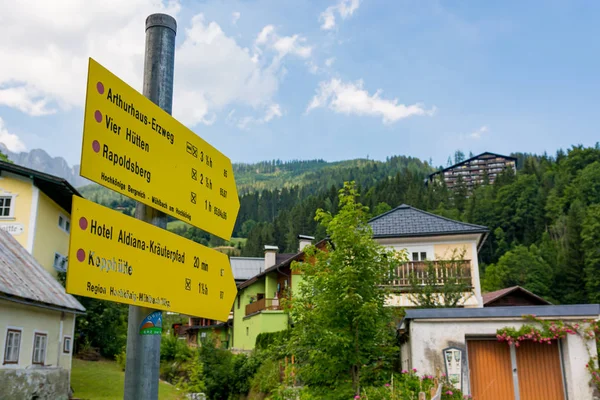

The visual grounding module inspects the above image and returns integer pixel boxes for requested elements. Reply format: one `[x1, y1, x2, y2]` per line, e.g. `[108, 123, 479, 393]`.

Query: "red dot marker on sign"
[94, 110, 102, 123]
[76, 249, 86, 262]
[79, 217, 88, 230]
[96, 82, 104, 94]
[92, 140, 100, 153]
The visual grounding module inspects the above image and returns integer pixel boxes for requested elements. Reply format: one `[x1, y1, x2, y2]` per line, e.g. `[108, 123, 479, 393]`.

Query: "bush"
[116, 350, 126, 371]
[177, 349, 205, 395]
[250, 359, 281, 394]
[161, 334, 192, 363]
[230, 352, 263, 395]
[199, 337, 235, 400]
[255, 330, 290, 351]
[160, 360, 185, 383]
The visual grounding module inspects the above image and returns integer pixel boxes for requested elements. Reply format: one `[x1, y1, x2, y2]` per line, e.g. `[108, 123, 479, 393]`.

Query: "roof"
[230, 257, 263, 281]
[483, 286, 552, 306]
[368, 204, 489, 242]
[237, 239, 328, 290]
[403, 304, 600, 322]
[0, 160, 81, 213]
[428, 152, 518, 179]
[0, 229, 86, 314]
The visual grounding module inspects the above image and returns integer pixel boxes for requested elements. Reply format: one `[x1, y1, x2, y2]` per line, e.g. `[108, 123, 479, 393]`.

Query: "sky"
[0, 0, 599, 168]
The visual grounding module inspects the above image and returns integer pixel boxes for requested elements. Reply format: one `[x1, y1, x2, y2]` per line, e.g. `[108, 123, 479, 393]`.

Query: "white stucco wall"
[407, 318, 597, 399]
[0, 299, 76, 371]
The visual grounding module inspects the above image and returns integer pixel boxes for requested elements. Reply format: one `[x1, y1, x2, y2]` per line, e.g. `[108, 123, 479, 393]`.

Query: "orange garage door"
[468, 339, 565, 400]
[516, 340, 565, 400]
[468, 340, 515, 400]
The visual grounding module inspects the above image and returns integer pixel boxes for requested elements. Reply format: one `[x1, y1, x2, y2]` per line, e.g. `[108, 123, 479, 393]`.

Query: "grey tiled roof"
[368, 204, 488, 238]
[0, 230, 85, 313]
[230, 257, 263, 281]
[403, 304, 600, 321]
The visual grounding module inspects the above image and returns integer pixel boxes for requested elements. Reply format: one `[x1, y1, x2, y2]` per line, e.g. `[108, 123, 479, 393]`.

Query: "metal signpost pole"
[123, 13, 177, 400]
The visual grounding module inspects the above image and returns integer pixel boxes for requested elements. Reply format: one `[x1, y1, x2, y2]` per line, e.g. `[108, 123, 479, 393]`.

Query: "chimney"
[264, 245, 278, 271]
[298, 235, 315, 252]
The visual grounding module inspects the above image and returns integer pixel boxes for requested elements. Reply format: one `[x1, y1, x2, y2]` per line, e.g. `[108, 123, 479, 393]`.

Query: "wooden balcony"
[245, 298, 282, 316]
[387, 260, 472, 289]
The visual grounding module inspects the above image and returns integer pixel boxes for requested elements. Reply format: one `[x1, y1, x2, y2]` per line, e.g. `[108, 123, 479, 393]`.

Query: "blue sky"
[0, 0, 599, 168]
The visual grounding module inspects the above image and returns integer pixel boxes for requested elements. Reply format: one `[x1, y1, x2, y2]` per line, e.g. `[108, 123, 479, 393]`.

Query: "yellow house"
[0, 160, 81, 277]
[0, 229, 85, 399]
[368, 204, 489, 308]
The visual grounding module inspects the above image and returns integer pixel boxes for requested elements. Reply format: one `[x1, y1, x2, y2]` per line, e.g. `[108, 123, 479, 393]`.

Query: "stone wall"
[0, 367, 69, 400]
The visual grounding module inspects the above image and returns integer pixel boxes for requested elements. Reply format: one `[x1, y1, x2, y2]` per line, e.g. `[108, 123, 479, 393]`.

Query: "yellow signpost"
[66, 196, 237, 321]
[80, 58, 239, 240]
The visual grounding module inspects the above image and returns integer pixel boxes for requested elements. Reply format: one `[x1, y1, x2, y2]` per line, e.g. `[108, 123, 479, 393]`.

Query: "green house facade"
[232, 237, 318, 351]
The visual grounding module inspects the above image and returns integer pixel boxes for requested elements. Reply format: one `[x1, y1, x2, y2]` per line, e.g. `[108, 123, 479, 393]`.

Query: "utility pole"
[123, 13, 177, 400]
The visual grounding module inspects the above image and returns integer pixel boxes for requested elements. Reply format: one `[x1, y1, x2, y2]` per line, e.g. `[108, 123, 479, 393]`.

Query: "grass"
[71, 358, 183, 400]
[167, 220, 187, 230]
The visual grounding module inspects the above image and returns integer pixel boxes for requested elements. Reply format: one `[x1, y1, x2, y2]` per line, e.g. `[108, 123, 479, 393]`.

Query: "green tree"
[289, 182, 405, 397]
[483, 244, 553, 300]
[372, 201, 392, 217]
[74, 298, 128, 358]
[582, 204, 600, 303]
[0, 149, 11, 163]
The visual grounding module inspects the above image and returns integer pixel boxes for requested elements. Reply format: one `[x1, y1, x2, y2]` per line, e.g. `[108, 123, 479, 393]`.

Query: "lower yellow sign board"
[66, 196, 237, 321]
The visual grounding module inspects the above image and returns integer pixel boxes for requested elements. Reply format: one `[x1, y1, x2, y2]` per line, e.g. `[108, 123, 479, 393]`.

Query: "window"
[53, 253, 68, 272]
[200, 332, 207, 342]
[58, 214, 70, 233]
[32, 333, 47, 365]
[3, 329, 21, 364]
[0, 196, 13, 218]
[63, 336, 72, 354]
[407, 246, 432, 261]
[412, 252, 427, 261]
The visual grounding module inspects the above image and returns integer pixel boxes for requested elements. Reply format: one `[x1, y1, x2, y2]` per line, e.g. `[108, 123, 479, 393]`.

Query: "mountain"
[0, 143, 90, 187]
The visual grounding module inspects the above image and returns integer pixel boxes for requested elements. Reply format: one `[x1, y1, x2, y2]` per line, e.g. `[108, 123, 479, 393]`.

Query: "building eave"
[0, 293, 86, 315]
[237, 238, 329, 291]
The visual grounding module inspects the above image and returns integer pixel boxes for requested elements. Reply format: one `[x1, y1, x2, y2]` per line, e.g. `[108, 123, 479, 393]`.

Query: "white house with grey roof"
[399, 304, 600, 399]
[368, 204, 489, 308]
[0, 229, 85, 400]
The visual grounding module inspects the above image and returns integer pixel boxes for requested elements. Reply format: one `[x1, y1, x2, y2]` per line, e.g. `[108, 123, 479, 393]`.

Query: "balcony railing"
[387, 260, 472, 288]
[245, 298, 282, 316]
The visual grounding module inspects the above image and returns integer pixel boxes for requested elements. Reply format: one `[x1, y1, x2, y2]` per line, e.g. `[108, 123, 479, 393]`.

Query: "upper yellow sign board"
[80, 58, 239, 240]
[66, 196, 237, 321]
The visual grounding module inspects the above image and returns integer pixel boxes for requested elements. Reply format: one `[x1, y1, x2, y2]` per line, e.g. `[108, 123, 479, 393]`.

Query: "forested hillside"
[79, 155, 434, 236]
[242, 145, 600, 306]
[78, 145, 600, 305]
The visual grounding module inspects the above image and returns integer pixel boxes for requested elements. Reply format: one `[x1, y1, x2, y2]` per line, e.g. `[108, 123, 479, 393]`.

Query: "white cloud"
[319, 0, 361, 30]
[462, 125, 490, 140]
[0, 86, 56, 116]
[233, 103, 283, 130]
[0, 0, 181, 117]
[306, 78, 436, 124]
[325, 57, 336, 67]
[254, 25, 312, 60]
[232, 11, 240, 25]
[0, 117, 27, 152]
[173, 14, 282, 126]
[263, 104, 283, 122]
[0, 1, 306, 128]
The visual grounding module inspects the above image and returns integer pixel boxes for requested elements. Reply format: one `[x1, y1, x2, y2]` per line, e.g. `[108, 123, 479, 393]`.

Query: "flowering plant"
[496, 315, 600, 390]
[357, 370, 466, 400]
